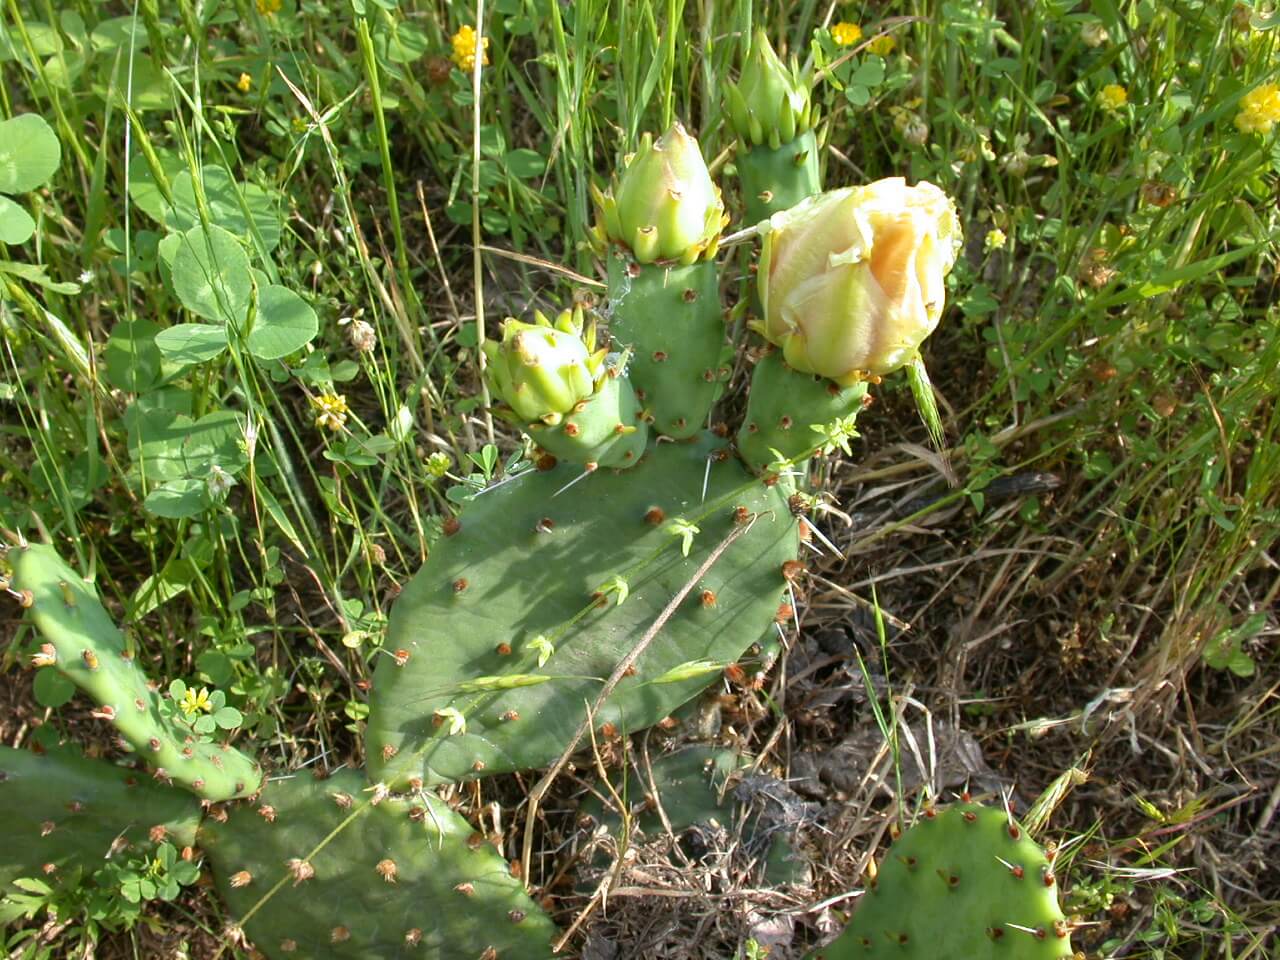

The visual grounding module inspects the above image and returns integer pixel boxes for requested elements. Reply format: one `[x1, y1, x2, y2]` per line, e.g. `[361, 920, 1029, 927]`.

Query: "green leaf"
[104, 319, 164, 393]
[505, 148, 547, 179]
[0, 195, 35, 244]
[0, 259, 80, 293]
[246, 285, 318, 360]
[0, 115, 61, 193]
[166, 168, 282, 253]
[33, 666, 75, 708]
[169, 225, 251, 325]
[154, 323, 229, 364]
[214, 706, 243, 729]
[143, 478, 207, 518]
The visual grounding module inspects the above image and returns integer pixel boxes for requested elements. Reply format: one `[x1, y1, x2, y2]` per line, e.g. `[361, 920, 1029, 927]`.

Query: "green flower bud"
[757, 178, 962, 383]
[592, 122, 727, 265]
[724, 29, 813, 148]
[482, 308, 607, 424]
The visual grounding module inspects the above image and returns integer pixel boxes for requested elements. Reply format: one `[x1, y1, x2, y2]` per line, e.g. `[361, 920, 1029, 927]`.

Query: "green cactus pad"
[525, 368, 649, 469]
[580, 745, 749, 832]
[365, 434, 798, 787]
[200, 770, 558, 959]
[736, 351, 868, 473]
[3, 543, 262, 801]
[810, 802, 1073, 960]
[0, 746, 201, 889]
[737, 130, 821, 226]
[606, 255, 728, 439]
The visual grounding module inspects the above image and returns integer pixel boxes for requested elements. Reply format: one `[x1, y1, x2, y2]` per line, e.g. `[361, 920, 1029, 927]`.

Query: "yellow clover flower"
[984, 228, 1008, 252]
[256, 0, 281, 14]
[313, 392, 350, 432]
[1098, 83, 1128, 111]
[867, 34, 896, 56]
[451, 24, 490, 73]
[180, 686, 213, 717]
[1235, 83, 1280, 135]
[831, 22, 862, 46]
[236, 73, 252, 93]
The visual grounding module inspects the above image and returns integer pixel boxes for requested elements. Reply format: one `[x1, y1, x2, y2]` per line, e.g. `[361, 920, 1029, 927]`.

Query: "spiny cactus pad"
[200, 770, 558, 959]
[736, 350, 868, 473]
[606, 256, 729, 439]
[0, 746, 201, 889]
[810, 802, 1073, 960]
[365, 434, 797, 787]
[737, 130, 822, 226]
[3, 543, 262, 801]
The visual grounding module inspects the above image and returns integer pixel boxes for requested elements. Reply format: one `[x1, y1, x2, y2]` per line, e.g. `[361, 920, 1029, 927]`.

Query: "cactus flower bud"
[757, 178, 961, 383]
[482, 308, 606, 425]
[724, 29, 813, 149]
[591, 122, 727, 265]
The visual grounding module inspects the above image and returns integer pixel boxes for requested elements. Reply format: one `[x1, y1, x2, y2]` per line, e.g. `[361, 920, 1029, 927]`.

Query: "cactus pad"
[737, 130, 821, 226]
[0, 746, 201, 889]
[606, 256, 729, 439]
[200, 769, 558, 959]
[3, 543, 262, 801]
[736, 351, 868, 473]
[365, 434, 798, 786]
[810, 801, 1073, 960]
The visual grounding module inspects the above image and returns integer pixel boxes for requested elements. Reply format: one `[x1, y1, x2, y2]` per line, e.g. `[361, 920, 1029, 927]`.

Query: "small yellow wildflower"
[831, 22, 862, 46]
[180, 686, 212, 717]
[984, 228, 1008, 252]
[1098, 83, 1128, 111]
[236, 73, 252, 94]
[1235, 83, 1280, 135]
[426, 451, 452, 478]
[256, 0, 282, 14]
[313, 392, 350, 432]
[450, 24, 489, 73]
[867, 34, 896, 57]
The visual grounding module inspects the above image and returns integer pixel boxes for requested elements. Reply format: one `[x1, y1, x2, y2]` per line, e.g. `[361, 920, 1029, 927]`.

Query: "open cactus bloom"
[482, 308, 608, 426]
[725, 28, 814, 148]
[756, 178, 962, 385]
[591, 122, 728, 265]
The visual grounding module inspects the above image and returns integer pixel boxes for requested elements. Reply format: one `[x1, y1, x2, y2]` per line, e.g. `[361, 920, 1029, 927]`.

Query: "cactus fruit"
[365, 434, 798, 787]
[200, 770, 558, 959]
[485, 308, 649, 469]
[0, 746, 201, 889]
[605, 255, 729, 439]
[736, 350, 869, 473]
[2, 543, 262, 801]
[724, 30, 822, 224]
[591, 122, 727, 266]
[809, 801, 1074, 960]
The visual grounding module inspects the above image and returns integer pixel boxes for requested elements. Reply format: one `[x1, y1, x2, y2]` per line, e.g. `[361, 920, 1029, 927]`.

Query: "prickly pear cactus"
[200, 770, 558, 959]
[365, 435, 798, 787]
[606, 255, 729, 439]
[737, 351, 869, 473]
[0, 746, 201, 888]
[810, 801, 1073, 960]
[2, 543, 262, 801]
[738, 131, 822, 225]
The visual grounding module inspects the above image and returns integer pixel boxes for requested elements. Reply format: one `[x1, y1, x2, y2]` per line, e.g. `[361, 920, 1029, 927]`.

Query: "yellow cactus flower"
[1098, 84, 1128, 111]
[236, 73, 252, 93]
[312, 392, 350, 432]
[831, 22, 862, 46]
[757, 178, 962, 383]
[1235, 83, 1280, 135]
[867, 34, 896, 57]
[451, 24, 489, 73]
